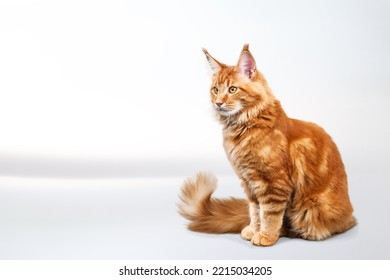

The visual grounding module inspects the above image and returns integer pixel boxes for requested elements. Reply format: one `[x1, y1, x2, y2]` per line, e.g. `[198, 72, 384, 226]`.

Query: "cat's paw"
[241, 225, 255, 241]
[251, 232, 279, 246]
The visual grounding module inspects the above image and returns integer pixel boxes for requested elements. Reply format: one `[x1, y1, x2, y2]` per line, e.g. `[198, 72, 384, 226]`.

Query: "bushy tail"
[178, 173, 249, 233]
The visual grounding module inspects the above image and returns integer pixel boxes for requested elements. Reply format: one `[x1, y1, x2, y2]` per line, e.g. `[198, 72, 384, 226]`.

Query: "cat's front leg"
[251, 206, 285, 246]
[241, 201, 260, 240]
[251, 186, 289, 246]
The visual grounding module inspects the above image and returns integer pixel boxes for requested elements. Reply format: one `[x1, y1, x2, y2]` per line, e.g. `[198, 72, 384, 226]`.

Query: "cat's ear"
[202, 48, 225, 76]
[237, 44, 257, 80]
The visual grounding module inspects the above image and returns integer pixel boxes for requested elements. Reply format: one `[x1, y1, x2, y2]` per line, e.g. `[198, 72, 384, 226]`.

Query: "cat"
[178, 44, 356, 246]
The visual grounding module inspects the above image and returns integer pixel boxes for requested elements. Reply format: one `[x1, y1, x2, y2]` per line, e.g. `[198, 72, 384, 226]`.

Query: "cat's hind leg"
[289, 195, 356, 241]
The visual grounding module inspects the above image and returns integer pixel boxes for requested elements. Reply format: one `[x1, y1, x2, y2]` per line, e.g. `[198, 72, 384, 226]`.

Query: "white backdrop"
[1, 0, 390, 260]
[1, 0, 389, 165]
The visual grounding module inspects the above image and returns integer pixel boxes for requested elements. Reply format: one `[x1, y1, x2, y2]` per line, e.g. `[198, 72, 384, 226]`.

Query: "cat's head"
[203, 44, 275, 119]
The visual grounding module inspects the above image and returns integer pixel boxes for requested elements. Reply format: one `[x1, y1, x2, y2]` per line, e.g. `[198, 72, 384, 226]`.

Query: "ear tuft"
[242, 44, 249, 52]
[202, 48, 224, 76]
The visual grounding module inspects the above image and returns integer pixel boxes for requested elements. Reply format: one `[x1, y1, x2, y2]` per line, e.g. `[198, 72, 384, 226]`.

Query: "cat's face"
[204, 45, 272, 118]
[209, 69, 244, 117]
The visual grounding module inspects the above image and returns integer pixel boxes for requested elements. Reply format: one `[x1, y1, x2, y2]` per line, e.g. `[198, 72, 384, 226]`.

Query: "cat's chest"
[223, 128, 273, 165]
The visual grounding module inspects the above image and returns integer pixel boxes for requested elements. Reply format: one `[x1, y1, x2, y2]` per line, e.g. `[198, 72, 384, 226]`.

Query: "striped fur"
[178, 45, 356, 246]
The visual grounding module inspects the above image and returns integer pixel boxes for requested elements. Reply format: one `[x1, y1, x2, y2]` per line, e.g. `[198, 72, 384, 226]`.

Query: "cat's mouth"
[215, 106, 228, 112]
[215, 104, 243, 116]
[215, 106, 231, 115]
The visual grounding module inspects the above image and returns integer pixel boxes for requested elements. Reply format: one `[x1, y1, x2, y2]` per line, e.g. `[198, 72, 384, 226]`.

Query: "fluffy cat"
[178, 44, 355, 246]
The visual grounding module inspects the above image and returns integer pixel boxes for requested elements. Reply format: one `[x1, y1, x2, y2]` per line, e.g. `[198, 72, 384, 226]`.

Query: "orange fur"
[178, 173, 249, 233]
[178, 45, 355, 246]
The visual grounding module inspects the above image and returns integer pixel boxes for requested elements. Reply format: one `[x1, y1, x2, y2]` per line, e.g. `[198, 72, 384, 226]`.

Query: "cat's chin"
[217, 110, 239, 117]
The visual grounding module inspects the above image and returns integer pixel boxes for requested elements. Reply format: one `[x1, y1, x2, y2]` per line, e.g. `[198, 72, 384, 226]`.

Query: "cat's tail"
[178, 172, 249, 233]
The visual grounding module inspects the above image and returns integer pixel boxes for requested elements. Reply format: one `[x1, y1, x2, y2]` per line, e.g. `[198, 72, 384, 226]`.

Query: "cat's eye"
[212, 87, 219, 94]
[229, 86, 237, 94]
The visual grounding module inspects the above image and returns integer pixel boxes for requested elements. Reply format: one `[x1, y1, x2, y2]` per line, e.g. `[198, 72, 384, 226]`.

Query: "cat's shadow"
[190, 231, 292, 249]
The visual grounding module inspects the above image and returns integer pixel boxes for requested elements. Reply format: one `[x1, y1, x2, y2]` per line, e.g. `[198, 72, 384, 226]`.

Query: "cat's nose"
[216, 102, 223, 107]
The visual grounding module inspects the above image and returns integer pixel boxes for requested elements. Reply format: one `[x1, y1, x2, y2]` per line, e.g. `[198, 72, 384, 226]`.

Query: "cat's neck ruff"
[217, 100, 284, 131]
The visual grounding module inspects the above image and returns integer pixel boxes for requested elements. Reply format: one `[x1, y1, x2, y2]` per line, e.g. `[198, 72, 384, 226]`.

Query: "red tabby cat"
[178, 45, 355, 246]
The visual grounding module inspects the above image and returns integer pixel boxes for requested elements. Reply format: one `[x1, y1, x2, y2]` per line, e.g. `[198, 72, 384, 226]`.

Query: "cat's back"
[287, 117, 331, 142]
[285, 117, 348, 193]
[286, 117, 343, 158]
[286, 117, 343, 160]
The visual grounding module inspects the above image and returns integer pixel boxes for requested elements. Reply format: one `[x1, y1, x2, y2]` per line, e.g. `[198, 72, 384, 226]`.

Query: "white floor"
[0, 157, 388, 260]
